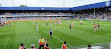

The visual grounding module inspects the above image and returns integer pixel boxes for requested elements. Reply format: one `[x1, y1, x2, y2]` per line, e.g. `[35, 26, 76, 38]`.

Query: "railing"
[0, 14, 73, 17]
[56, 42, 110, 49]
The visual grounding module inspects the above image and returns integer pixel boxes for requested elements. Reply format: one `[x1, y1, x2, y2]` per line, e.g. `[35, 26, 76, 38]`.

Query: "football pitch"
[0, 20, 111, 49]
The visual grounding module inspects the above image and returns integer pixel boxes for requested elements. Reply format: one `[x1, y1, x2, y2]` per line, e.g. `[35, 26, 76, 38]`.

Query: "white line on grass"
[106, 34, 111, 35]
[36, 30, 39, 31]
[44, 31, 73, 47]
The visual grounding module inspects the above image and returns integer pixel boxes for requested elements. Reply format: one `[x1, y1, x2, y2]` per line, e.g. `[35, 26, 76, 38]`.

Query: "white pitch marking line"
[106, 34, 111, 35]
[36, 30, 39, 31]
[44, 31, 73, 47]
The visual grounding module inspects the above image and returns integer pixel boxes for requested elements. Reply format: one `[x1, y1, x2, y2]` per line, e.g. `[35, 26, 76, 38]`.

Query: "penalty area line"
[44, 31, 73, 47]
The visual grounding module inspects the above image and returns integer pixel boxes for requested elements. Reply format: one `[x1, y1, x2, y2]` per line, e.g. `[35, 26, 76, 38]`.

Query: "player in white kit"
[36, 22, 38, 31]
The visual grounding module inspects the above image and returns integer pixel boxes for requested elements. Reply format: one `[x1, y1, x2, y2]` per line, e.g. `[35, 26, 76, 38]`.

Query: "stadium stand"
[0, 1, 111, 49]
[1, 1, 111, 21]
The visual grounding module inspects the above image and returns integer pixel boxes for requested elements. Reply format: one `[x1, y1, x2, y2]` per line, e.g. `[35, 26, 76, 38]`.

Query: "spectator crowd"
[18, 36, 67, 49]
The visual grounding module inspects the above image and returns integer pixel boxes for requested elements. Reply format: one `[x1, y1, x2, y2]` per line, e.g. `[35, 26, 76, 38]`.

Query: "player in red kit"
[94, 23, 95, 25]
[67, 20, 69, 23]
[72, 22, 73, 27]
[54, 21, 56, 24]
[59, 21, 61, 25]
[94, 25, 96, 32]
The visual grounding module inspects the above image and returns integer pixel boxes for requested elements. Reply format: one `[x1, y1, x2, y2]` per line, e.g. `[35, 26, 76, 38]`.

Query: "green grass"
[0, 20, 111, 49]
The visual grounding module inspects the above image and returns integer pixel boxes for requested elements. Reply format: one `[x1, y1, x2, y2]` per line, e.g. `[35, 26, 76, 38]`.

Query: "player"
[67, 20, 69, 23]
[89, 21, 90, 24]
[94, 25, 96, 32]
[80, 21, 82, 25]
[59, 21, 61, 25]
[38, 36, 45, 49]
[18, 43, 24, 49]
[73, 21, 74, 24]
[72, 22, 73, 27]
[46, 22, 48, 26]
[44, 39, 50, 49]
[57, 20, 61, 25]
[8, 20, 11, 25]
[54, 21, 56, 25]
[69, 24, 71, 30]
[94, 23, 95, 25]
[61, 42, 67, 49]
[36, 22, 38, 31]
[33, 21, 34, 25]
[50, 22, 52, 26]
[92, 19, 93, 22]
[49, 29, 53, 37]
[11, 22, 13, 26]
[97, 23, 99, 30]
[82, 21, 83, 24]
[57, 20, 59, 24]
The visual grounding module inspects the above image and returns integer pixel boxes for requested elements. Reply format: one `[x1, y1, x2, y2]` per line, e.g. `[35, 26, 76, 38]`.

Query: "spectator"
[87, 44, 92, 49]
[44, 39, 50, 49]
[31, 44, 35, 49]
[38, 36, 45, 49]
[18, 43, 25, 49]
[61, 41, 67, 49]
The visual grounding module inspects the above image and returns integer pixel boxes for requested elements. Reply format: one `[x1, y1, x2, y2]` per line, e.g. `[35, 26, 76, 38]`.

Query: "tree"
[19, 5, 27, 7]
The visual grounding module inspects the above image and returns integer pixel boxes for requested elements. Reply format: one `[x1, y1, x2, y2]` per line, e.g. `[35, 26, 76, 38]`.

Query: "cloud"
[0, 0, 109, 7]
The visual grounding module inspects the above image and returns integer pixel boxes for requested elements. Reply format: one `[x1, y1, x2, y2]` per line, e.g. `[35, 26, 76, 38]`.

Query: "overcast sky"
[0, 0, 110, 7]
